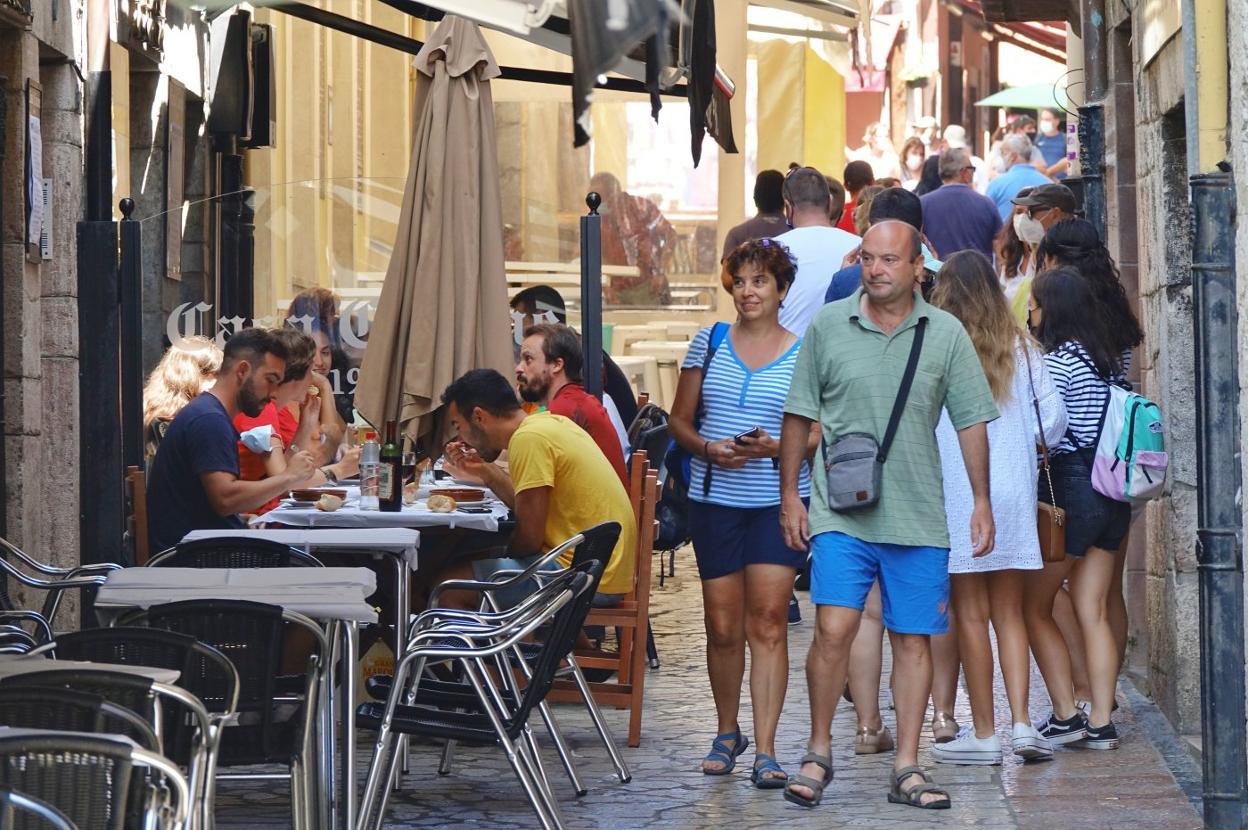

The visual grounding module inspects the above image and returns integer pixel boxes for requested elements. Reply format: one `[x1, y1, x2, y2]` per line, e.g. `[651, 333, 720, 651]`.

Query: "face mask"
[906, 154, 924, 172]
[1013, 212, 1047, 245]
[1039, 119, 1058, 136]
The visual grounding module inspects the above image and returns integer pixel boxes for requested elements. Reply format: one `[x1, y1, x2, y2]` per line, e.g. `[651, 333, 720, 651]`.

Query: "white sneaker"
[930, 727, 1002, 766]
[1011, 722, 1054, 762]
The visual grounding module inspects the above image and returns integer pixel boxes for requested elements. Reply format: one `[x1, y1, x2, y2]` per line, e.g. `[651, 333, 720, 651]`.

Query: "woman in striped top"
[670, 238, 812, 788]
[1023, 268, 1136, 751]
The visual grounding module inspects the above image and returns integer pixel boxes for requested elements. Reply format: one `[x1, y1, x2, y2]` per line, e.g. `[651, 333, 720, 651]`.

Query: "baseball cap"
[942, 125, 969, 149]
[1012, 183, 1076, 214]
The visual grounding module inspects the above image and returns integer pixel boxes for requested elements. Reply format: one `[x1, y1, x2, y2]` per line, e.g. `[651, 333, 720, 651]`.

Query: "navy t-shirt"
[147, 393, 245, 552]
[825, 264, 862, 303]
[920, 184, 1002, 260]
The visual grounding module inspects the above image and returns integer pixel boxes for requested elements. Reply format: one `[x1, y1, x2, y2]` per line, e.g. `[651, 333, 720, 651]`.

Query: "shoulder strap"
[878, 317, 927, 463]
[694, 323, 729, 497]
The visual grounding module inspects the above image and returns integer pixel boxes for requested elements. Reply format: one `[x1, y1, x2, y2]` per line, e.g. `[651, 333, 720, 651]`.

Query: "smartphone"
[734, 426, 762, 445]
[457, 505, 493, 514]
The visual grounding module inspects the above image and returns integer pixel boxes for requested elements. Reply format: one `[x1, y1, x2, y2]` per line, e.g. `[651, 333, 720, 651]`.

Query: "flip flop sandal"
[887, 765, 951, 810]
[702, 730, 749, 776]
[750, 753, 787, 789]
[783, 751, 833, 808]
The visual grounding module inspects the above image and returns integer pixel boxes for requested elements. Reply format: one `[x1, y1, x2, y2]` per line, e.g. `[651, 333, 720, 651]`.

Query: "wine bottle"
[379, 419, 402, 512]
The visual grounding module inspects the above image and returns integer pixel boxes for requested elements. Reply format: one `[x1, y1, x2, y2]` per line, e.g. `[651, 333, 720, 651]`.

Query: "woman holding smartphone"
[670, 238, 814, 788]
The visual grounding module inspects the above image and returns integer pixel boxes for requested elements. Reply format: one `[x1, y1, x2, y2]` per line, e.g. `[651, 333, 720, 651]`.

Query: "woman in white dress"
[928, 251, 1067, 765]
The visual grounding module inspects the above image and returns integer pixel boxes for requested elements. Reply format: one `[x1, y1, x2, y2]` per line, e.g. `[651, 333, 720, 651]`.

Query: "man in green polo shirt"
[778, 220, 998, 810]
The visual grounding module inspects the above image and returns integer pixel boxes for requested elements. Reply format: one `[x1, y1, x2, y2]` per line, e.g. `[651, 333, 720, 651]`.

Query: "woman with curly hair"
[670, 238, 815, 788]
[142, 336, 223, 459]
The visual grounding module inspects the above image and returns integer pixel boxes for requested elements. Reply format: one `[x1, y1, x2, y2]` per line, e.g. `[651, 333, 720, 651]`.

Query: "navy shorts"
[809, 531, 950, 635]
[1040, 450, 1131, 557]
[688, 501, 807, 581]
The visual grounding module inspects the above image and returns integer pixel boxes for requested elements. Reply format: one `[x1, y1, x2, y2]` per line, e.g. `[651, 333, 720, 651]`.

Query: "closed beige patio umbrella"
[354, 16, 513, 449]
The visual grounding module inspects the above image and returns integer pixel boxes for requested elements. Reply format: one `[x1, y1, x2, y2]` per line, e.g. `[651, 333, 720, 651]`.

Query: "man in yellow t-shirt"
[439, 369, 637, 600]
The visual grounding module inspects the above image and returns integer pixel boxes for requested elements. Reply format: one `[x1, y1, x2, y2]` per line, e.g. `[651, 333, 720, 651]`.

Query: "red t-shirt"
[836, 200, 857, 233]
[547, 384, 629, 490]
[234, 402, 300, 513]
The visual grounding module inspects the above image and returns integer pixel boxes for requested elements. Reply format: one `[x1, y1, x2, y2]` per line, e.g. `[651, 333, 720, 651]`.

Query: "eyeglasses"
[1028, 205, 1052, 218]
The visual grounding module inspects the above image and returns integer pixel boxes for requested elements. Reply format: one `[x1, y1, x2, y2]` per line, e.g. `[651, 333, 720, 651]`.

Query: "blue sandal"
[702, 729, 749, 775]
[751, 753, 788, 789]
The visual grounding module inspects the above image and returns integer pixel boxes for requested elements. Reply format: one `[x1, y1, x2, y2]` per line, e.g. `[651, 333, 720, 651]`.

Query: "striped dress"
[1044, 341, 1131, 455]
[681, 325, 811, 507]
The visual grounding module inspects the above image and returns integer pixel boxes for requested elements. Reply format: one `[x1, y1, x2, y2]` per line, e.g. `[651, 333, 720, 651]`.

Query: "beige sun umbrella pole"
[354, 16, 514, 452]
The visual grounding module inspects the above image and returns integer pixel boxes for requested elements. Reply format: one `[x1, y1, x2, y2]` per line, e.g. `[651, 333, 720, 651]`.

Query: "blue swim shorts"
[809, 531, 950, 635]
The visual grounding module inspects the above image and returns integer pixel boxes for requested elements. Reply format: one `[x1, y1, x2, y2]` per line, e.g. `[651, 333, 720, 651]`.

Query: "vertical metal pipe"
[580, 192, 603, 400]
[1080, 0, 1107, 101]
[1076, 103, 1106, 240]
[0, 75, 9, 541]
[1190, 168, 1248, 828]
[118, 198, 143, 470]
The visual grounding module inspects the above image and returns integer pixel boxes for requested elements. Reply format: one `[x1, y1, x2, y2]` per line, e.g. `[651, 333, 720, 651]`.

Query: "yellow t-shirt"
[508, 412, 637, 595]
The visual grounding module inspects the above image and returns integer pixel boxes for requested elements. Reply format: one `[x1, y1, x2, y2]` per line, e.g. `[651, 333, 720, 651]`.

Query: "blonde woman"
[928, 251, 1067, 765]
[143, 336, 223, 459]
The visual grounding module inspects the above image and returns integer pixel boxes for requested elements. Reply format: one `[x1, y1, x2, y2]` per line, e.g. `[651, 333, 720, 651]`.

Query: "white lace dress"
[936, 340, 1067, 572]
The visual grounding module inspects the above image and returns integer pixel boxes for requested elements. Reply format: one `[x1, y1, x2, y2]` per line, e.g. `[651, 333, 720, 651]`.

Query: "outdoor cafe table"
[0, 653, 181, 684]
[95, 566, 377, 830]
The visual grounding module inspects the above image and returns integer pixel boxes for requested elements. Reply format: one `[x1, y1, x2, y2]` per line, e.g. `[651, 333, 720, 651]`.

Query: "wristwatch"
[321, 466, 338, 484]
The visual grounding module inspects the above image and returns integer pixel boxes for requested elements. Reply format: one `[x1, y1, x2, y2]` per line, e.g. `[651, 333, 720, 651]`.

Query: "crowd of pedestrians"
[687, 113, 1148, 810]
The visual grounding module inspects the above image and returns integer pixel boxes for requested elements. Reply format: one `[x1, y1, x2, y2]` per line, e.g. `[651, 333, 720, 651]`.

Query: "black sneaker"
[788, 595, 801, 625]
[1034, 711, 1088, 746]
[1080, 721, 1121, 750]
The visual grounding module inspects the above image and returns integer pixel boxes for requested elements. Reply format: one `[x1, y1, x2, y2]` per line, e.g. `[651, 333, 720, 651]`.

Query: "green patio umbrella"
[974, 84, 1070, 111]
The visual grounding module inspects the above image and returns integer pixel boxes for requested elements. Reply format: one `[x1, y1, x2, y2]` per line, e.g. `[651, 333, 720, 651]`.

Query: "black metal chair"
[0, 686, 159, 752]
[0, 536, 120, 633]
[0, 668, 213, 830]
[357, 561, 602, 830]
[0, 732, 189, 830]
[119, 599, 328, 830]
[147, 537, 322, 568]
[0, 787, 78, 830]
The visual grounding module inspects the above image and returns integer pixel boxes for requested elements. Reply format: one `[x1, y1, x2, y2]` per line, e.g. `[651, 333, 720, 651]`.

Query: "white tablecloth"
[0, 654, 181, 684]
[96, 567, 379, 623]
[182, 528, 422, 570]
[256, 500, 508, 532]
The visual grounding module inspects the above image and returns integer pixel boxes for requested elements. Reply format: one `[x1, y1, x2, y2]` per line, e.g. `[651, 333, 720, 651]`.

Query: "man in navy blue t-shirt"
[147, 328, 318, 552]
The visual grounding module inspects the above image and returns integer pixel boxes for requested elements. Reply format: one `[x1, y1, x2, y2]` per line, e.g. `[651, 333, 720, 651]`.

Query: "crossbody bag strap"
[877, 317, 927, 463]
[1023, 343, 1058, 507]
[698, 323, 729, 497]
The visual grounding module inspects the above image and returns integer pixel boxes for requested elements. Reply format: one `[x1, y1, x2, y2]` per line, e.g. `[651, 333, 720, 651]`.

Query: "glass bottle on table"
[359, 432, 380, 511]
[379, 419, 402, 512]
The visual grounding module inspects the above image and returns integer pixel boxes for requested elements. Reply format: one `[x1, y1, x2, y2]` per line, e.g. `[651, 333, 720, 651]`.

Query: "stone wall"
[0, 7, 83, 625]
[1128, 30, 1203, 737]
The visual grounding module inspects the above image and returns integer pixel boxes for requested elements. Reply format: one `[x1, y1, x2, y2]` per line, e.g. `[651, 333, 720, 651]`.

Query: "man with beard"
[147, 327, 317, 551]
[516, 323, 628, 488]
[436, 369, 636, 609]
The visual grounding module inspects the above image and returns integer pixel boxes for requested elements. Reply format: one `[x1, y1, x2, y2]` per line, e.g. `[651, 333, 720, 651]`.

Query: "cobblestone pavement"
[217, 554, 1203, 829]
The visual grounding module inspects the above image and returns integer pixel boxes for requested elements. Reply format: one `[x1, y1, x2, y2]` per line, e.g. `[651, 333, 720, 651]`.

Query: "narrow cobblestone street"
[216, 549, 1203, 829]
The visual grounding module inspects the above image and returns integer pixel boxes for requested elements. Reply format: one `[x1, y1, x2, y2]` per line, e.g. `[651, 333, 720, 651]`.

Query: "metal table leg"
[395, 553, 410, 776]
[324, 620, 340, 830]
[342, 619, 360, 830]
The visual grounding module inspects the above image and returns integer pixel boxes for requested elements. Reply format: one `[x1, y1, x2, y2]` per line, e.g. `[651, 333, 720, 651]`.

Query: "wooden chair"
[124, 466, 149, 566]
[547, 450, 657, 747]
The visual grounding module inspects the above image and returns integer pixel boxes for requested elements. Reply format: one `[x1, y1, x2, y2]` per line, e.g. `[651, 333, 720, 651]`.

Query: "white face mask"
[906, 153, 924, 172]
[1039, 119, 1059, 136]
[1013, 212, 1047, 245]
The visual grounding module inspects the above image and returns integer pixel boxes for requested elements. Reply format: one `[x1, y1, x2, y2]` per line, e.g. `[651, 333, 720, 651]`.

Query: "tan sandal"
[854, 724, 894, 755]
[931, 711, 958, 744]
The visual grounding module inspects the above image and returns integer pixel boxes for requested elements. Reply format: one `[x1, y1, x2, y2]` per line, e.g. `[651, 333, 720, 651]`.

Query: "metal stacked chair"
[0, 786, 78, 830]
[120, 599, 328, 830]
[147, 537, 322, 568]
[357, 561, 603, 830]
[0, 536, 120, 633]
[0, 732, 190, 830]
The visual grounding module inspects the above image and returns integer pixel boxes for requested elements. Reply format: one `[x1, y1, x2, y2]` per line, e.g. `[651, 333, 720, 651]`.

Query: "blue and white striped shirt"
[681, 325, 811, 507]
[1044, 340, 1130, 455]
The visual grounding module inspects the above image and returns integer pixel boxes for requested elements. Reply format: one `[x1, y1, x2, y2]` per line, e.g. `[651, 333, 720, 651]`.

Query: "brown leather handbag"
[1025, 347, 1066, 563]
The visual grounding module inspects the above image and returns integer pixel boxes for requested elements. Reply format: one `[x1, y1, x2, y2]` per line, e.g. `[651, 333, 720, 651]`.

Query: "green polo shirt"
[784, 288, 999, 548]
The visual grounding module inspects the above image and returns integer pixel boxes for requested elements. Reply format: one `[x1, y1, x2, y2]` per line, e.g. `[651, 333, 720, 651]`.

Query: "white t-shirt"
[773, 225, 862, 336]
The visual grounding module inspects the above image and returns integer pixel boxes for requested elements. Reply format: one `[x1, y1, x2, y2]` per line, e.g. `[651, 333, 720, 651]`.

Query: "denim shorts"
[1040, 449, 1131, 557]
[688, 501, 808, 581]
[809, 531, 950, 635]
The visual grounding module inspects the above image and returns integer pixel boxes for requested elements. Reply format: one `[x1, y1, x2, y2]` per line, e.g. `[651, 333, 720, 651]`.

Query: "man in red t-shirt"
[515, 323, 629, 489]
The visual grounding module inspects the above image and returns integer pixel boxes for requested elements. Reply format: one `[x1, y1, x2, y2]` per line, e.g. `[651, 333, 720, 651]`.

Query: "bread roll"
[426, 494, 457, 513]
[315, 494, 344, 512]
